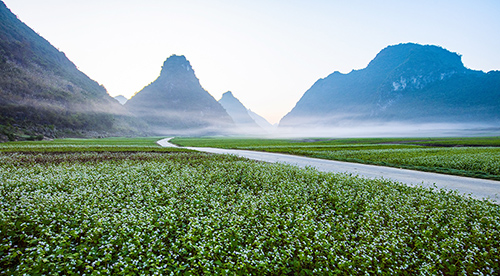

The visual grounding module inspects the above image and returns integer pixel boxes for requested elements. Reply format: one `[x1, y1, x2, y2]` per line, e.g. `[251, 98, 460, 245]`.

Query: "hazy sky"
[4, 0, 500, 124]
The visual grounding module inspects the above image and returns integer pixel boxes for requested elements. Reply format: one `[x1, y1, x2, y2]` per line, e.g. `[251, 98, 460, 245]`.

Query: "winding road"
[157, 138, 500, 201]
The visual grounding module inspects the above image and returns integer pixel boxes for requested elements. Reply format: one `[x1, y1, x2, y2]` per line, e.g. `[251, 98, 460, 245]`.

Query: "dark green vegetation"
[0, 2, 146, 142]
[172, 136, 500, 180]
[280, 43, 500, 127]
[1, 138, 499, 274]
[0, 137, 190, 153]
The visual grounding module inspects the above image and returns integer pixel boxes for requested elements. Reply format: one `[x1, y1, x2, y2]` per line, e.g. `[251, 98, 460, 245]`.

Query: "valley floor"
[1, 137, 499, 274]
[186, 145, 500, 200]
[169, 136, 500, 200]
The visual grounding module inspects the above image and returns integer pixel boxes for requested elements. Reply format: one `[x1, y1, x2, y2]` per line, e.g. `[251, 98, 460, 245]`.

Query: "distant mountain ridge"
[280, 43, 500, 128]
[0, 1, 146, 141]
[3, 0, 497, 140]
[125, 55, 234, 135]
[218, 91, 261, 130]
[114, 95, 128, 105]
[218, 91, 276, 134]
[248, 109, 275, 131]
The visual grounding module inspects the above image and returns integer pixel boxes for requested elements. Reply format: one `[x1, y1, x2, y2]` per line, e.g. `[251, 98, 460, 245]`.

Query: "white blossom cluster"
[276, 145, 500, 177]
[0, 151, 499, 275]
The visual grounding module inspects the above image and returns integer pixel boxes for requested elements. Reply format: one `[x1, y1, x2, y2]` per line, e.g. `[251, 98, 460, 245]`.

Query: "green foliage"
[0, 123, 16, 141]
[0, 137, 191, 153]
[0, 2, 147, 139]
[173, 136, 500, 148]
[173, 137, 500, 180]
[1, 149, 499, 274]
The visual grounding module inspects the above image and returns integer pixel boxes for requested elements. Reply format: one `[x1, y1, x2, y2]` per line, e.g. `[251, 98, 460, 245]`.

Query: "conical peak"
[220, 91, 242, 105]
[160, 55, 193, 77]
[221, 91, 235, 98]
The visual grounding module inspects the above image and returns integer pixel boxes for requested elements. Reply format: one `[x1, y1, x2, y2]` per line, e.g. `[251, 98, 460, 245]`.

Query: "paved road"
[156, 137, 180, 147]
[157, 138, 500, 201]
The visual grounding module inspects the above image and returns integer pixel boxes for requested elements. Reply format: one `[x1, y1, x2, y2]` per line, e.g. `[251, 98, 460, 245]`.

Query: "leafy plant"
[0, 139, 499, 274]
[173, 137, 500, 180]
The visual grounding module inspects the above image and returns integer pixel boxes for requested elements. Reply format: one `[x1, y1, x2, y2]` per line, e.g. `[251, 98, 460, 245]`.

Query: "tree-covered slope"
[0, 1, 146, 141]
[280, 43, 500, 127]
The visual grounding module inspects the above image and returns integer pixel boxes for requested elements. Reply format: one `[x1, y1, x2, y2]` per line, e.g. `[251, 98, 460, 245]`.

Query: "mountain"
[114, 95, 128, 105]
[280, 43, 500, 129]
[125, 55, 234, 135]
[248, 109, 275, 131]
[0, 1, 145, 141]
[218, 91, 263, 133]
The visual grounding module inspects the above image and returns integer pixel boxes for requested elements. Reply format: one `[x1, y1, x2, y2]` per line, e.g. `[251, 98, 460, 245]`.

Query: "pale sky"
[3, 0, 500, 124]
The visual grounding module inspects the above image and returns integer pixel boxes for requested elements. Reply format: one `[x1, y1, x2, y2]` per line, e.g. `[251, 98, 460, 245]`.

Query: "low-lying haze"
[3, 0, 500, 124]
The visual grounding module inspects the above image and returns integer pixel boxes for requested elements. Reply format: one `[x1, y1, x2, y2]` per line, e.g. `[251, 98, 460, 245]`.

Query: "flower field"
[0, 137, 189, 153]
[281, 146, 500, 179]
[172, 137, 500, 180]
[1, 138, 499, 274]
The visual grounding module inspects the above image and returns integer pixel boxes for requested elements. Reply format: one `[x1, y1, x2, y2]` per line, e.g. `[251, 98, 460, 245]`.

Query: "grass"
[171, 136, 500, 148]
[1, 139, 499, 274]
[172, 137, 500, 180]
[0, 137, 191, 153]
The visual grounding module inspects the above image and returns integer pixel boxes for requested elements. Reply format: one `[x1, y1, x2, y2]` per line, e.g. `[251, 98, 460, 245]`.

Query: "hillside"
[114, 95, 128, 105]
[218, 91, 264, 133]
[0, 1, 146, 141]
[280, 43, 500, 129]
[125, 55, 234, 135]
[248, 109, 275, 131]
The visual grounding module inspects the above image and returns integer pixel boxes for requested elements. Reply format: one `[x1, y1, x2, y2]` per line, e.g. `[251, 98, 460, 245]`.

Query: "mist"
[144, 121, 500, 139]
[273, 122, 500, 138]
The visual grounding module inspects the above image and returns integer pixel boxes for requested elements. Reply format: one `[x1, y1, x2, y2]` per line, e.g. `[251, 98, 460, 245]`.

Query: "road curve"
[158, 138, 500, 201]
[156, 137, 179, 147]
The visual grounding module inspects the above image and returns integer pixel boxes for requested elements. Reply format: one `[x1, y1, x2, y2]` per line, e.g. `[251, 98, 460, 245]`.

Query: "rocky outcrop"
[125, 55, 234, 135]
[280, 43, 500, 128]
